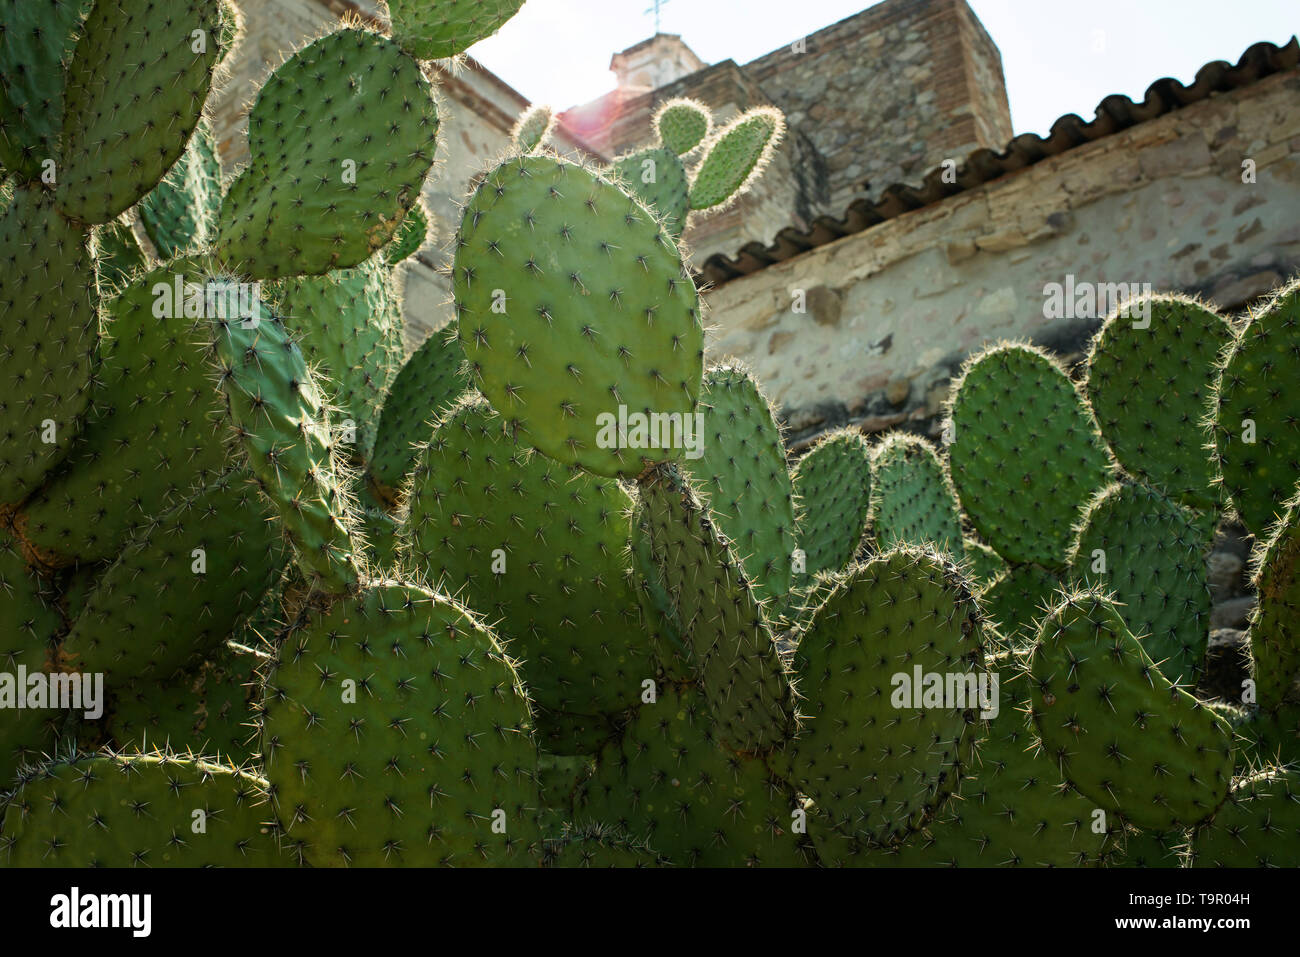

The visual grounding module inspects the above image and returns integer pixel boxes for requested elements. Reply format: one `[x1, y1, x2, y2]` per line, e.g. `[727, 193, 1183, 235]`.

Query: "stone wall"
[699, 69, 1300, 446]
[746, 0, 1013, 214]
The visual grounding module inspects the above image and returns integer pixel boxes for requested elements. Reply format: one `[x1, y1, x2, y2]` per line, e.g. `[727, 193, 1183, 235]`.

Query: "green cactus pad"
[277, 255, 404, 465]
[207, 286, 361, 595]
[637, 463, 796, 752]
[1213, 279, 1300, 536]
[107, 642, 265, 763]
[0, 532, 60, 784]
[55, 0, 224, 225]
[869, 432, 963, 555]
[1184, 767, 1300, 867]
[217, 27, 438, 279]
[0, 750, 288, 867]
[576, 682, 810, 866]
[386, 0, 525, 60]
[772, 548, 986, 847]
[453, 154, 704, 478]
[1249, 495, 1300, 709]
[629, 497, 692, 681]
[138, 116, 222, 259]
[0, 0, 95, 180]
[688, 107, 785, 212]
[948, 344, 1114, 568]
[1068, 482, 1212, 684]
[1084, 294, 1231, 510]
[685, 364, 798, 605]
[865, 662, 1118, 867]
[384, 198, 429, 266]
[61, 471, 288, 684]
[611, 146, 689, 240]
[539, 820, 671, 867]
[0, 185, 98, 508]
[511, 103, 554, 153]
[960, 538, 1006, 588]
[367, 322, 469, 506]
[15, 258, 238, 565]
[1029, 591, 1234, 830]
[1234, 704, 1300, 772]
[791, 429, 871, 579]
[260, 582, 540, 866]
[978, 562, 1061, 651]
[93, 219, 148, 293]
[405, 395, 652, 725]
[654, 98, 711, 157]
[1114, 825, 1185, 867]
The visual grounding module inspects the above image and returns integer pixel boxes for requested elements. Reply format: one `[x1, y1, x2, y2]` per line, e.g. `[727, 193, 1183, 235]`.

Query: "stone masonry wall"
[700, 69, 1300, 447]
[746, 0, 1014, 214]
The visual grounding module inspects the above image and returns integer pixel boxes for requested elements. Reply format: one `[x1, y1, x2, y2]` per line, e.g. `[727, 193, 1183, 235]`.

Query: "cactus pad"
[139, 116, 222, 259]
[1085, 295, 1231, 509]
[454, 154, 703, 477]
[1213, 279, 1300, 536]
[1248, 494, 1300, 709]
[773, 548, 986, 847]
[688, 107, 785, 212]
[869, 432, 963, 556]
[1029, 592, 1234, 830]
[654, 98, 711, 157]
[260, 582, 540, 866]
[948, 344, 1113, 567]
[386, 0, 525, 61]
[217, 27, 439, 279]
[790, 428, 872, 578]
[611, 146, 689, 240]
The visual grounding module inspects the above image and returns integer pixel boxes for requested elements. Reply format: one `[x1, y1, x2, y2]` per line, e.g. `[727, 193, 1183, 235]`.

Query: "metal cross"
[643, 0, 671, 33]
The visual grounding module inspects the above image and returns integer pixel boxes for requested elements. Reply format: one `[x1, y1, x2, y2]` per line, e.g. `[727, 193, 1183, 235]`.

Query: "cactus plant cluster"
[1, 0, 1299, 870]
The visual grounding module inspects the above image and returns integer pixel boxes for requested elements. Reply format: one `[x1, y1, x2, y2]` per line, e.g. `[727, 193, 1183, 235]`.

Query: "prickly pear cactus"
[367, 322, 469, 506]
[0, 185, 98, 507]
[688, 107, 785, 212]
[539, 821, 671, 868]
[1213, 279, 1300, 536]
[1085, 294, 1231, 510]
[55, 0, 225, 224]
[405, 394, 652, 730]
[576, 682, 810, 866]
[384, 199, 430, 266]
[979, 562, 1061, 651]
[260, 583, 541, 867]
[948, 344, 1114, 568]
[217, 27, 439, 279]
[138, 116, 223, 259]
[863, 660, 1119, 867]
[0, 0, 96, 180]
[453, 154, 704, 478]
[385, 0, 524, 61]
[511, 103, 554, 153]
[60, 470, 288, 684]
[869, 432, 963, 556]
[0, 532, 61, 784]
[1029, 591, 1234, 831]
[772, 548, 986, 848]
[686, 363, 798, 605]
[1183, 766, 1300, 867]
[1248, 494, 1300, 710]
[611, 146, 690, 240]
[655, 98, 711, 157]
[1068, 482, 1213, 684]
[791, 428, 872, 579]
[637, 463, 796, 753]
[0, 750, 288, 867]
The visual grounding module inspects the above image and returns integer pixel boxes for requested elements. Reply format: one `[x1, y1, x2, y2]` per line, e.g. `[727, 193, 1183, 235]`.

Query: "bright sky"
[468, 0, 1298, 137]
